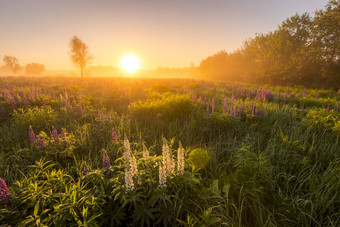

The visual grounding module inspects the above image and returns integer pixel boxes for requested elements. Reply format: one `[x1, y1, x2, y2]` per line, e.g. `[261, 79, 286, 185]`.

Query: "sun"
[121, 55, 140, 73]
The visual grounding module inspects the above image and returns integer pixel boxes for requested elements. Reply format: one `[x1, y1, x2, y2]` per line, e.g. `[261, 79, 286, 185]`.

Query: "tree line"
[0, 56, 45, 75]
[199, 0, 339, 89]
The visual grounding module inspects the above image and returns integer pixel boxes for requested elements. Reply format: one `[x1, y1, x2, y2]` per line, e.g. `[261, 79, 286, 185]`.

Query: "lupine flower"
[303, 88, 307, 96]
[177, 142, 185, 175]
[125, 169, 135, 191]
[206, 105, 210, 115]
[52, 126, 59, 143]
[38, 136, 45, 148]
[129, 154, 138, 177]
[159, 164, 167, 188]
[60, 129, 66, 139]
[29, 126, 35, 143]
[83, 165, 91, 175]
[103, 152, 111, 169]
[112, 130, 118, 142]
[123, 137, 131, 160]
[0, 178, 10, 204]
[211, 98, 215, 112]
[10, 100, 15, 110]
[327, 105, 331, 111]
[316, 92, 319, 99]
[234, 105, 237, 117]
[162, 142, 175, 175]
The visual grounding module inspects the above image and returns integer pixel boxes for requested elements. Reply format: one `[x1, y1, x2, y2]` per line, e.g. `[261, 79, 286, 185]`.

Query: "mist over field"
[0, 0, 339, 226]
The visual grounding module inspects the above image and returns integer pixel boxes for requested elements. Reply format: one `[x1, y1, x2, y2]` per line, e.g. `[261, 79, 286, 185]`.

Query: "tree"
[3, 55, 21, 74]
[69, 36, 92, 78]
[25, 63, 45, 75]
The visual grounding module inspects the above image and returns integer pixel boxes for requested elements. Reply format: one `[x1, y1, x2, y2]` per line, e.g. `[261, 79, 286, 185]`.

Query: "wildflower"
[129, 154, 138, 177]
[125, 169, 135, 191]
[177, 142, 185, 175]
[223, 97, 228, 113]
[52, 126, 59, 143]
[159, 164, 167, 188]
[327, 105, 331, 111]
[206, 105, 210, 115]
[234, 105, 237, 117]
[316, 92, 319, 99]
[123, 137, 131, 160]
[10, 100, 15, 110]
[112, 130, 118, 142]
[162, 142, 175, 175]
[29, 126, 35, 143]
[303, 88, 307, 96]
[211, 98, 215, 112]
[0, 178, 10, 204]
[60, 129, 66, 139]
[38, 136, 45, 148]
[103, 152, 111, 169]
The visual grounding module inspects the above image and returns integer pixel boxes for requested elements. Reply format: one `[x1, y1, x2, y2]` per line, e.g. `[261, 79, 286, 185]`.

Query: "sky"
[0, 0, 327, 70]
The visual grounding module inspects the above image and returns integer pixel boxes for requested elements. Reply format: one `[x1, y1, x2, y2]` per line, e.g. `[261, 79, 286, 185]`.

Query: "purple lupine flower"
[0, 178, 10, 204]
[83, 165, 91, 175]
[192, 94, 197, 102]
[38, 136, 45, 148]
[256, 110, 263, 116]
[327, 105, 331, 111]
[211, 98, 215, 112]
[60, 129, 66, 139]
[234, 105, 237, 117]
[10, 100, 15, 111]
[112, 130, 118, 142]
[52, 126, 59, 143]
[103, 153, 111, 169]
[223, 97, 228, 113]
[303, 88, 307, 96]
[316, 92, 319, 99]
[29, 126, 35, 143]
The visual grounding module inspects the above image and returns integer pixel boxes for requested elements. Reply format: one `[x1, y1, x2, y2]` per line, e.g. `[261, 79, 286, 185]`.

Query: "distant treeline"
[199, 0, 339, 88]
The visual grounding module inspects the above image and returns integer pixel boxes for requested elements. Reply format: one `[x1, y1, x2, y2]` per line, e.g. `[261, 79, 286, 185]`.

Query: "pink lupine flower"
[112, 130, 118, 142]
[10, 100, 15, 111]
[52, 127, 59, 143]
[38, 136, 45, 148]
[103, 152, 111, 169]
[0, 178, 10, 204]
[223, 97, 228, 113]
[327, 105, 331, 111]
[303, 88, 307, 96]
[29, 126, 35, 143]
[60, 129, 66, 139]
[316, 92, 319, 99]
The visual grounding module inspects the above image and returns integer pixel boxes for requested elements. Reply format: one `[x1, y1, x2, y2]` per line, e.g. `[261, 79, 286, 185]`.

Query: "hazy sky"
[0, 0, 327, 70]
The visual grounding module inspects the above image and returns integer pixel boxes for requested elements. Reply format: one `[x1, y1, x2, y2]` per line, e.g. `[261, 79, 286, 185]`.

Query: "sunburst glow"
[121, 55, 140, 73]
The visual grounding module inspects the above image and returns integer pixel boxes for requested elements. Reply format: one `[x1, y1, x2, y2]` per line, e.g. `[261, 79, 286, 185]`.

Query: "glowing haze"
[0, 0, 325, 70]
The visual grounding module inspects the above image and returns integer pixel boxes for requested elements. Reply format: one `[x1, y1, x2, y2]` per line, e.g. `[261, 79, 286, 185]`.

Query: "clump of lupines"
[29, 126, 35, 143]
[0, 178, 10, 204]
[102, 151, 111, 169]
[52, 126, 59, 143]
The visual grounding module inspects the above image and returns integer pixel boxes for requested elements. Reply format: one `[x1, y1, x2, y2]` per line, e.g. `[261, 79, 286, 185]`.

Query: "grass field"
[0, 76, 339, 226]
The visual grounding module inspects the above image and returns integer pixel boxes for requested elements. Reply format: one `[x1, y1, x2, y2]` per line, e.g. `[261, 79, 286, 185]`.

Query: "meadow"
[0, 76, 339, 226]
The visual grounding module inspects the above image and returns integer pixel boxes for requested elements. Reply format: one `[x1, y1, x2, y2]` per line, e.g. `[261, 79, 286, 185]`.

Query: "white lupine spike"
[130, 154, 138, 177]
[159, 164, 167, 187]
[177, 142, 185, 175]
[125, 168, 134, 191]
